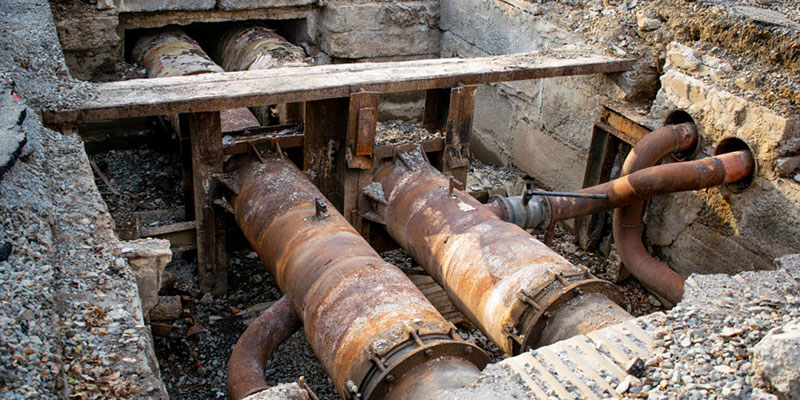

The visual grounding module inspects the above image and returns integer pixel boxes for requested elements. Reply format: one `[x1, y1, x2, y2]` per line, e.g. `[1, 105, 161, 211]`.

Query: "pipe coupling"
[489, 194, 551, 230]
[506, 267, 627, 353]
[352, 327, 489, 400]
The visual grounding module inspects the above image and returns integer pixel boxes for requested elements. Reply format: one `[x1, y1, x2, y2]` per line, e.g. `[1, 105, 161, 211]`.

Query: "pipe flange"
[355, 331, 490, 400]
[511, 277, 627, 354]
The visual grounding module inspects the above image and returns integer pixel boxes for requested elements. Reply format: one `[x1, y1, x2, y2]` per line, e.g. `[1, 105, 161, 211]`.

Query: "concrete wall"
[646, 42, 800, 274]
[440, 0, 624, 190]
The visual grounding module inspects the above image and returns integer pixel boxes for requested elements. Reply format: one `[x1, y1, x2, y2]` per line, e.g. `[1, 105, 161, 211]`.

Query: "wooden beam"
[43, 54, 635, 126]
[182, 112, 226, 295]
[303, 98, 350, 211]
[441, 85, 478, 185]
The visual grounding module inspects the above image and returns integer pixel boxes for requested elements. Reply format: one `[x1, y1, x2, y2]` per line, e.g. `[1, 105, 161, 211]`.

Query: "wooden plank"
[304, 98, 349, 211]
[44, 54, 636, 125]
[442, 85, 477, 184]
[184, 112, 226, 295]
[575, 124, 620, 249]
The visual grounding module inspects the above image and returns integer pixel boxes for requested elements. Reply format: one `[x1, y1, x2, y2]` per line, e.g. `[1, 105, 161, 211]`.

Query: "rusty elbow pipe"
[229, 154, 487, 400]
[227, 295, 300, 400]
[374, 149, 631, 354]
[613, 122, 699, 305]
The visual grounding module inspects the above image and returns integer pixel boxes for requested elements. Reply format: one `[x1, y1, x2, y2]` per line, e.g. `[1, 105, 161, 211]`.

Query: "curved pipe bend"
[227, 295, 301, 400]
[613, 123, 700, 305]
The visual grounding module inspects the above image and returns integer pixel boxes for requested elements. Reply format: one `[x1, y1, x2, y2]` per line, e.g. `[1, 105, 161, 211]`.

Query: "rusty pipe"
[133, 27, 261, 132]
[613, 123, 699, 305]
[214, 24, 308, 125]
[227, 295, 301, 400]
[491, 149, 754, 227]
[229, 154, 487, 400]
[373, 149, 631, 354]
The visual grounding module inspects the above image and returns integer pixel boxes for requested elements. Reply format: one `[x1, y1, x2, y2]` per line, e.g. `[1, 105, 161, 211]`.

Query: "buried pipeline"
[370, 149, 633, 355]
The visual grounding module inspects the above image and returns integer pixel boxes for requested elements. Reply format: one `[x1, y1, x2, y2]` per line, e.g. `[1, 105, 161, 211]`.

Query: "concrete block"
[117, 0, 215, 12]
[217, 0, 317, 10]
[321, 1, 439, 33]
[119, 239, 172, 318]
[55, 15, 120, 51]
[321, 29, 441, 58]
[645, 191, 705, 247]
[661, 222, 772, 277]
[511, 118, 585, 191]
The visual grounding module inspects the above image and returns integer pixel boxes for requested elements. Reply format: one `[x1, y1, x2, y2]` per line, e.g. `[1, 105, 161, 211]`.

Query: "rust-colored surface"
[548, 150, 755, 223]
[537, 292, 631, 346]
[231, 155, 484, 399]
[134, 27, 260, 131]
[227, 295, 300, 400]
[374, 149, 629, 354]
[215, 24, 306, 72]
[613, 123, 699, 305]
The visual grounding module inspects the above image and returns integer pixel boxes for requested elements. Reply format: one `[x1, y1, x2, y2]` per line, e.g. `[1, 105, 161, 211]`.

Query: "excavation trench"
[128, 22, 703, 400]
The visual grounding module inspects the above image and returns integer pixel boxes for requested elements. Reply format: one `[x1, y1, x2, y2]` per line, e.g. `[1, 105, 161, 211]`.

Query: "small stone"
[637, 15, 661, 31]
[626, 357, 646, 377]
[714, 365, 735, 374]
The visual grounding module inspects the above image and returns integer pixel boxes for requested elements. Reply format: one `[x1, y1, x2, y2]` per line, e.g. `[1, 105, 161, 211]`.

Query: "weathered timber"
[441, 85, 477, 185]
[182, 112, 227, 294]
[43, 54, 635, 126]
[303, 98, 350, 211]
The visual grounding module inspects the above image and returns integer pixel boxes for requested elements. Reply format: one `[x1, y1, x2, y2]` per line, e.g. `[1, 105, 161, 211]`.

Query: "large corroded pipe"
[227, 295, 300, 400]
[230, 154, 487, 400]
[133, 27, 260, 132]
[489, 148, 754, 228]
[613, 123, 699, 305]
[374, 149, 631, 353]
[214, 24, 307, 124]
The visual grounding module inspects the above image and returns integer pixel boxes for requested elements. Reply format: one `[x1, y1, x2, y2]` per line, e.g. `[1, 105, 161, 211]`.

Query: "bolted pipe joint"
[375, 148, 632, 354]
[229, 153, 488, 400]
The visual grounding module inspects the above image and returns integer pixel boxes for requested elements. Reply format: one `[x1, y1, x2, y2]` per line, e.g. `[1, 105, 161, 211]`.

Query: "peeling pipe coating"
[374, 150, 631, 354]
[230, 155, 486, 400]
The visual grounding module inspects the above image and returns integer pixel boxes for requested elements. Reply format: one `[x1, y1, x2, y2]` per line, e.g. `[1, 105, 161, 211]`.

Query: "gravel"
[374, 120, 443, 146]
[637, 269, 800, 399]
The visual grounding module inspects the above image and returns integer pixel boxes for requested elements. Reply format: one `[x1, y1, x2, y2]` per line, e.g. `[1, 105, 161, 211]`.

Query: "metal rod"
[526, 190, 609, 199]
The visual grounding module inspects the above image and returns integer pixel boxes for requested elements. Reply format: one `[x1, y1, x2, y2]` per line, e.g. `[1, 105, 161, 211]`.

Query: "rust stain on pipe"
[227, 295, 300, 400]
[133, 27, 261, 132]
[547, 150, 755, 222]
[613, 123, 699, 305]
[374, 149, 630, 354]
[230, 154, 487, 399]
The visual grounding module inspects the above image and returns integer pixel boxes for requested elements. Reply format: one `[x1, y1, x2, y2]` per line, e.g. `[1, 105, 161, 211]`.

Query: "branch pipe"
[133, 27, 261, 132]
[372, 149, 631, 354]
[227, 295, 301, 400]
[229, 154, 487, 400]
[612, 123, 700, 305]
[488, 148, 754, 229]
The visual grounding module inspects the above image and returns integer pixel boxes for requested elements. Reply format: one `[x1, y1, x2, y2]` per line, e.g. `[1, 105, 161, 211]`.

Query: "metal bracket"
[346, 91, 380, 169]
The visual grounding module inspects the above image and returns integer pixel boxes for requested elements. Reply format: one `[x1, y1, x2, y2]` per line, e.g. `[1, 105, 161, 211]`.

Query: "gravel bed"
[632, 270, 800, 399]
